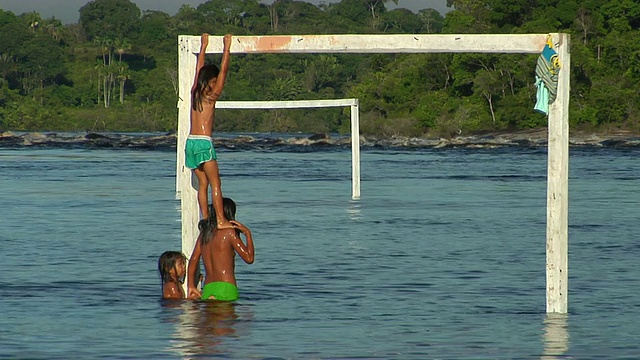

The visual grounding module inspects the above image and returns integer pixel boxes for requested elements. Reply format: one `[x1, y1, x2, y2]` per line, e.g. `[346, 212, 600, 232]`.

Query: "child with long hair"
[185, 32, 233, 229]
[158, 251, 187, 299]
[187, 198, 255, 301]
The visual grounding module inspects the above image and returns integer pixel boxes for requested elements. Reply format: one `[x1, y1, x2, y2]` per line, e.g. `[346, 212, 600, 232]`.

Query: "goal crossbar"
[216, 99, 358, 109]
[185, 34, 548, 54]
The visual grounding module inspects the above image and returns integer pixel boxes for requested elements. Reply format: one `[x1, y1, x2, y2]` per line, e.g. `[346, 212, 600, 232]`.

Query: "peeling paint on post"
[255, 36, 296, 52]
[546, 33, 570, 314]
[190, 34, 549, 54]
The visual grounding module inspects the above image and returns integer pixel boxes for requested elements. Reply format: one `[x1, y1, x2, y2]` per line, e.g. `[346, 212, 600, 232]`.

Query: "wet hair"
[192, 64, 220, 112]
[158, 251, 186, 284]
[199, 197, 237, 245]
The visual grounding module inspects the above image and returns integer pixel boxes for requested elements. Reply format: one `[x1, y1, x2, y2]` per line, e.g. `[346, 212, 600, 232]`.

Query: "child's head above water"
[216, 197, 236, 224]
[198, 197, 237, 245]
[158, 251, 186, 284]
[192, 64, 221, 111]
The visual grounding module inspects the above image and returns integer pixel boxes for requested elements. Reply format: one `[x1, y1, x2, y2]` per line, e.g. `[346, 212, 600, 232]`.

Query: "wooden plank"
[187, 34, 549, 54]
[216, 99, 358, 109]
[546, 33, 570, 314]
[351, 103, 361, 199]
[177, 36, 200, 294]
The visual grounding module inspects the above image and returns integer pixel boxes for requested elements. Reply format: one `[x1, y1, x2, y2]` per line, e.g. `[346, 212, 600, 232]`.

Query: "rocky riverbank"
[1, 129, 639, 150]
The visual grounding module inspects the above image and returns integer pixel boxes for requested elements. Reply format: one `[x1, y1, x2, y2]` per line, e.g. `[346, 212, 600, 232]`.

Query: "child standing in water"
[186, 33, 233, 229]
[187, 198, 255, 301]
[158, 251, 187, 299]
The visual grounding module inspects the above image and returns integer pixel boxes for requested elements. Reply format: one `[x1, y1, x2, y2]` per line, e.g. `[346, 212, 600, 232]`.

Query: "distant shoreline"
[1, 129, 639, 150]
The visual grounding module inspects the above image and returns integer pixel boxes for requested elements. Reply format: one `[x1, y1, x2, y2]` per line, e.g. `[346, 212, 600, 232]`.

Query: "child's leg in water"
[202, 160, 232, 229]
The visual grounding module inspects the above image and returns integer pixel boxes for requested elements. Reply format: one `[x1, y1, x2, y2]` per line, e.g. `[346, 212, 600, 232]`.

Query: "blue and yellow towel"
[534, 36, 561, 115]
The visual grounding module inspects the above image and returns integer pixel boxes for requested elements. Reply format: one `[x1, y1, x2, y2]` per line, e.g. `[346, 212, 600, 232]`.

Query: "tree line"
[0, 0, 638, 137]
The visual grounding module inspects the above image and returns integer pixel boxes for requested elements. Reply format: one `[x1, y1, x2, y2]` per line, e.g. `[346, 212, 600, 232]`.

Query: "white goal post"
[176, 34, 570, 314]
[216, 98, 361, 200]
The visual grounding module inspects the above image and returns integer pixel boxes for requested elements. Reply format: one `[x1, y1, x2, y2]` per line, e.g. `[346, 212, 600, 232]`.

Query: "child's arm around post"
[187, 235, 203, 300]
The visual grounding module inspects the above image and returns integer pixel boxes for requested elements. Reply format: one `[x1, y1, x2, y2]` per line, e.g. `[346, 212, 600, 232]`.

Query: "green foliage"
[381, 9, 422, 33]
[0, 0, 639, 136]
[79, 0, 141, 42]
[413, 90, 458, 129]
[418, 9, 444, 33]
[133, 11, 173, 54]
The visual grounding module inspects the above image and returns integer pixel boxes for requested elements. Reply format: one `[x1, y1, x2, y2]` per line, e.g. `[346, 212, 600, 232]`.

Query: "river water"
[1, 142, 638, 359]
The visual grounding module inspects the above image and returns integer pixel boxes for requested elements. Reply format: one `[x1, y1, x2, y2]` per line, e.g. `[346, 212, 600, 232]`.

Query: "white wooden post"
[177, 36, 200, 293]
[191, 34, 550, 54]
[546, 33, 570, 313]
[177, 33, 570, 313]
[351, 101, 361, 199]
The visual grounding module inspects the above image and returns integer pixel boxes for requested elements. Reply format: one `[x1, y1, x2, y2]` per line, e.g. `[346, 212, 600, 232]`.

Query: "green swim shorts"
[185, 135, 217, 169]
[201, 281, 239, 301]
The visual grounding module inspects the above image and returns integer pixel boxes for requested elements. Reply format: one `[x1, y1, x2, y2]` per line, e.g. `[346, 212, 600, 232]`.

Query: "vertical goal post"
[176, 33, 570, 314]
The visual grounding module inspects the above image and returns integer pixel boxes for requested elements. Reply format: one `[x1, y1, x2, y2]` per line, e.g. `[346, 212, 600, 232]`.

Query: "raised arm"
[191, 33, 209, 94]
[187, 235, 203, 299]
[229, 220, 254, 264]
[209, 34, 232, 100]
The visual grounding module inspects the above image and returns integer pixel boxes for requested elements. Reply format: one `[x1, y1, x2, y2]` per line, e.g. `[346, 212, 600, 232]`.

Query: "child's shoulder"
[162, 281, 184, 299]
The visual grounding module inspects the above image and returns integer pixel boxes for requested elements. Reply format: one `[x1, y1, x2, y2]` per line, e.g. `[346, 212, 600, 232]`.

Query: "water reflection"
[346, 200, 362, 221]
[541, 313, 570, 359]
[163, 300, 252, 358]
[345, 200, 367, 252]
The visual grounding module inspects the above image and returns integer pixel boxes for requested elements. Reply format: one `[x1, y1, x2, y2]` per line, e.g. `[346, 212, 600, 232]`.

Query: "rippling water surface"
[1, 143, 639, 359]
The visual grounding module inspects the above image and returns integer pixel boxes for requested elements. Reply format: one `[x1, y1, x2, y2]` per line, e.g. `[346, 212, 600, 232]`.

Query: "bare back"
[201, 228, 239, 285]
[190, 100, 216, 136]
[187, 217, 254, 300]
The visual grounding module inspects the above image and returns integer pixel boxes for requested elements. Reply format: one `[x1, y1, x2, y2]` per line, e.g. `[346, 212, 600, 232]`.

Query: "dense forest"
[0, 0, 638, 137]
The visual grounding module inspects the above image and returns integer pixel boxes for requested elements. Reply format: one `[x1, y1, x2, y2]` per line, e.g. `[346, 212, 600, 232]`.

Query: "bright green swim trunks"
[201, 281, 239, 301]
[185, 135, 217, 169]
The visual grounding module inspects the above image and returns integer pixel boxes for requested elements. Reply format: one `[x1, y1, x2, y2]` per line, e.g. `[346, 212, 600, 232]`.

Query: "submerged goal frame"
[176, 34, 570, 314]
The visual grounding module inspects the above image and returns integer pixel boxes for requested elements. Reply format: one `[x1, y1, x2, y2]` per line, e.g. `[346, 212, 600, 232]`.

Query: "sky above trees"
[0, 0, 447, 24]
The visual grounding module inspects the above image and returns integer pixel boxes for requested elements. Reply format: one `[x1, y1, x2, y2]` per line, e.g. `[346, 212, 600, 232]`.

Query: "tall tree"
[418, 8, 444, 33]
[365, 0, 398, 19]
[18, 34, 67, 105]
[381, 8, 422, 33]
[0, 53, 16, 85]
[473, 69, 500, 123]
[198, 0, 258, 30]
[444, 0, 491, 33]
[79, 0, 141, 42]
[0, 12, 30, 58]
[262, 0, 281, 32]
[80, 0, 140, 108]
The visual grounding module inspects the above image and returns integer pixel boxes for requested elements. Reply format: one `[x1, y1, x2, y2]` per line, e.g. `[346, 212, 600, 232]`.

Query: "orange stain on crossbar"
[256, 36, 295, 52]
